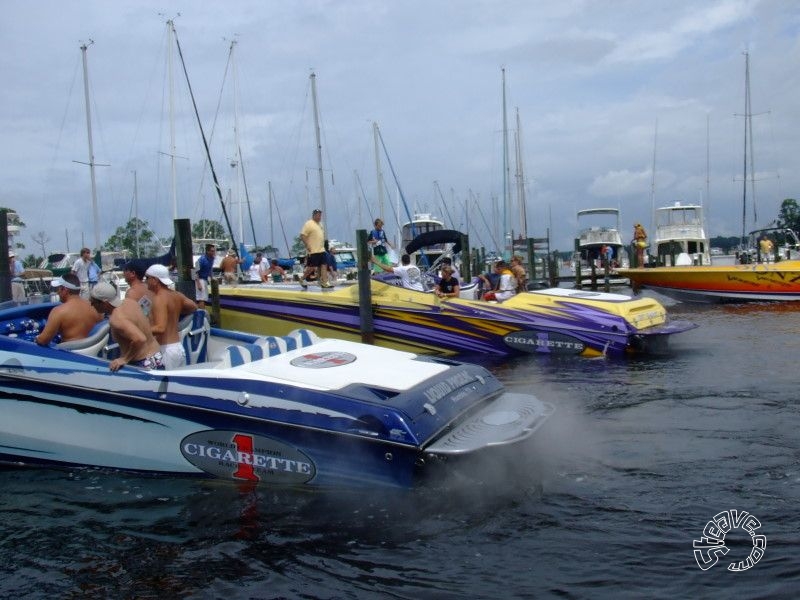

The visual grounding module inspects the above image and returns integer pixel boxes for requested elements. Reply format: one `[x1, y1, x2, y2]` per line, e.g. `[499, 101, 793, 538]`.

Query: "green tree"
[291, 235, 305, 256]
[192, 219, 227, 240]
[103, 217, 161, 257]
[775, 198, 800, 233]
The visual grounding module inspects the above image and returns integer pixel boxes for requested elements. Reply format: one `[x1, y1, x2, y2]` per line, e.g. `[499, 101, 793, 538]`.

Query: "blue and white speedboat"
[0, 301, 552, 488]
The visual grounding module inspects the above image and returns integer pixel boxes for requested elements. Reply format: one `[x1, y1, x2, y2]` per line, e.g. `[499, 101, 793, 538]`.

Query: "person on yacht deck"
[371, 254, 424, 291]
[434, 265, 460, 299]
[368, 218, 393, 273]
[299, 209, 331, 288]
[482, 260, 516, 303]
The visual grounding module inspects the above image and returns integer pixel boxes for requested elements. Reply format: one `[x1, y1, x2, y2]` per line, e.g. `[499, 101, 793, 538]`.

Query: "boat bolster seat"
[180, 309, 210, 365]
[100, 310, 210, 364]
[57, 320, 111, 357]
[217, 343, 265, 368]
[216, 328, 321, 368]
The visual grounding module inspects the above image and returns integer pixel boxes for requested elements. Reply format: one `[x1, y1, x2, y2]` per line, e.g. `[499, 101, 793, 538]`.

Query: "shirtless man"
[90, 281, 164, 371]
[220, 250, 241, 284]
[35, 273, 102, 345]
[145, 264, 197, 369]
[122, 261, 152, 315]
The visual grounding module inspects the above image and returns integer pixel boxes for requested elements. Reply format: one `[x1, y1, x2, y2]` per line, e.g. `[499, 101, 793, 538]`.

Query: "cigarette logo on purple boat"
[503, 331, 585, 354]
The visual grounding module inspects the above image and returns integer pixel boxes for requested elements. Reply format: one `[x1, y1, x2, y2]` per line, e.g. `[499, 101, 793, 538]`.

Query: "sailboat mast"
[171, 19, 239, 256]
[741, 51, 749, 245]
[167, 20, 178, 220]
[705, 114, 711, 230]
[268, 181, 274, 250]
[133, 170, 139, 257]
[746, 52, 758, 228]
[373, 121, 384, 218]
[501, 67, 510, 256]
[310, 72, 327, 227]
[232, 41, 242, 245]
[80, 42, 100, 252]
[649, 120, 658, 239]
[515, 107, 528, 240]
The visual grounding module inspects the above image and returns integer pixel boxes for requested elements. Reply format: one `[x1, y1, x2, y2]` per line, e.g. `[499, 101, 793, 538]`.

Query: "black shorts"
[307, 252, 325, 268]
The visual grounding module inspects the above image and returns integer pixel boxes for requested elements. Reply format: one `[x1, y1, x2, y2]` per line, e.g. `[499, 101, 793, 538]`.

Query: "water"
[2, 296, 799, 599]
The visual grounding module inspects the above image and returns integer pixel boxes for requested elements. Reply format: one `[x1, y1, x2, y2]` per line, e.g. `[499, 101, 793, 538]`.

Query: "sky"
[1, 0, 798, 259]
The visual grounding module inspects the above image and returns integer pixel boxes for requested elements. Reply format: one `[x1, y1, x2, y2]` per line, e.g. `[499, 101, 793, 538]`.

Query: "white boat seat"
[180, 310, 210, 365]
[218, 343, 265, 368]
[216, 328, 321, 368]
[252, 335, 290, 357]
[283, 328, 321, 349]
[57, 321, 111, 357]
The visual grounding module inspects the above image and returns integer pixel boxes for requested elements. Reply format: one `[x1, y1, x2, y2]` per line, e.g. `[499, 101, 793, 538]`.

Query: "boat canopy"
[405, 230, 463, 255]
[116, 239, 176, 271]
[577, 208, 620, 217]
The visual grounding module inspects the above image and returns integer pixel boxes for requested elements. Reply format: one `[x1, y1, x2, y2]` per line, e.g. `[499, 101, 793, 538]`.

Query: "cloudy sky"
[1, 0, 798, 258]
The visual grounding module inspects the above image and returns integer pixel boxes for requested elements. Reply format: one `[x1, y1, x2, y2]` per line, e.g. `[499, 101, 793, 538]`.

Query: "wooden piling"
[356, 229, 374, 344]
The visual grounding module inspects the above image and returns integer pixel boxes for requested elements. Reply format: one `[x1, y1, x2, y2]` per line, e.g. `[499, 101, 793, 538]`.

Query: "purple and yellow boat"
[219, 282, 695, 358]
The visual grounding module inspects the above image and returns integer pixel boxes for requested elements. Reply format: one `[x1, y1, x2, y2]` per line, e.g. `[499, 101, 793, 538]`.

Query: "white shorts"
[196, 279, 209, 302]
[160, 342, 186, 370]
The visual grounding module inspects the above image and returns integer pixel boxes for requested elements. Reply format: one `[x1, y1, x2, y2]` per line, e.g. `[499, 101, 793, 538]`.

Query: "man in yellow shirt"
[299, 208, 331, 288]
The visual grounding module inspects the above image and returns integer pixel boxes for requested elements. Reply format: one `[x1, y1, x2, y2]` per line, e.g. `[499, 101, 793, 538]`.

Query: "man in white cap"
[90, 281, 163, 371]
[145, 264, 197, 370]
[35, 273, 101, 346]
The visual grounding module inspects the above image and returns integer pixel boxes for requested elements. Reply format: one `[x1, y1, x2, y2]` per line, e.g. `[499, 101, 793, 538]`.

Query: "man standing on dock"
[71, 247, 100, 300]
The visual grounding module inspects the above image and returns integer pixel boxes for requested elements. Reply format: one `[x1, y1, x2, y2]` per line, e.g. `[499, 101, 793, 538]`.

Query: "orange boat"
[621, 261, 800, 303]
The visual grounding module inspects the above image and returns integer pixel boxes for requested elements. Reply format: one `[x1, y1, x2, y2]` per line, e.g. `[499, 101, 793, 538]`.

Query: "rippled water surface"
[2, 297, 799, 599]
